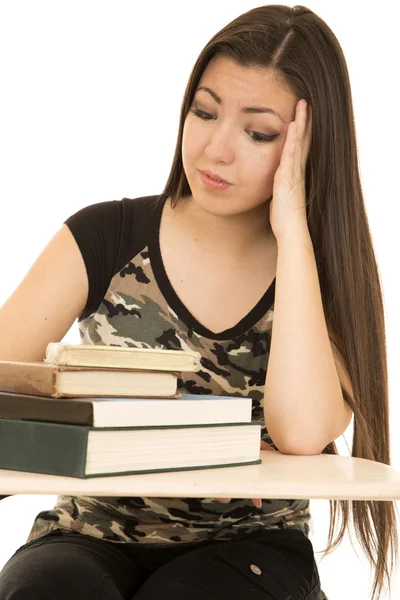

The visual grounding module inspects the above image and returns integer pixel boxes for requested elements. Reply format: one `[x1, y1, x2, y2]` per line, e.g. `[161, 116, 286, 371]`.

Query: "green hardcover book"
[0, 418, 262, 478]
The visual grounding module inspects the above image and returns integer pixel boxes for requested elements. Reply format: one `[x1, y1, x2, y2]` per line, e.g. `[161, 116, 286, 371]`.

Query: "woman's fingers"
[214, 498, 262, 508]
[213, 442, 272, 505]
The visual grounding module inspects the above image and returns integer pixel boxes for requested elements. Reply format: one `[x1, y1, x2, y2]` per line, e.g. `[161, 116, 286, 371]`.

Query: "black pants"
[0, 528, 322, 599]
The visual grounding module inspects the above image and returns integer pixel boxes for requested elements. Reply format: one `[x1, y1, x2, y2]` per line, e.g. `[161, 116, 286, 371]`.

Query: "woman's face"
[182, 55, 298, 218]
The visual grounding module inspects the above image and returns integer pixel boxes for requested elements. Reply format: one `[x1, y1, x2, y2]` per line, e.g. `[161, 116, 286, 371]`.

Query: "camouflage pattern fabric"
[27, 245, 312, 546]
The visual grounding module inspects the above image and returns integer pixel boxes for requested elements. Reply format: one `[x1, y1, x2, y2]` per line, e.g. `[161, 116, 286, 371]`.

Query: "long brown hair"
[162, 4, 398, 599]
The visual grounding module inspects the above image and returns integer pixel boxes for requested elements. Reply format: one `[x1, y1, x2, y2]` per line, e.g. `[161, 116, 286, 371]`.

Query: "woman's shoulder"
[65, 193, 163, 226]
[63, 193, 167, 322]
[63, 193, 165, 256]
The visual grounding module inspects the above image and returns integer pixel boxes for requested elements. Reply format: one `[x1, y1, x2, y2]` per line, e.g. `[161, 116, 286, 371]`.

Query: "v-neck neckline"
[148, 193, 276, 340]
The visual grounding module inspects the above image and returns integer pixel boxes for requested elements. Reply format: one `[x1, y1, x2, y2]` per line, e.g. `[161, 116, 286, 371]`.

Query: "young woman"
[0, 5, 397, 600]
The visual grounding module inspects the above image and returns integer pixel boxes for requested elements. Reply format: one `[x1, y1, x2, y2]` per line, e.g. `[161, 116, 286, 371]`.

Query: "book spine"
[52, 371, 61, 397]
[0, 392, 95, 426]
[45, 342, 62, 364]
[0, 362, 59, 397]
[0, 419, 87, 477]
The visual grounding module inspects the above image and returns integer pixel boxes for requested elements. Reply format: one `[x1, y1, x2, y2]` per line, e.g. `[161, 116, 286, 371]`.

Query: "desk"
[1, 451, 400, 500]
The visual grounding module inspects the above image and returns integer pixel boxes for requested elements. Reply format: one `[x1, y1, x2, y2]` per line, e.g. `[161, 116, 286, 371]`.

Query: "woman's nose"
[204, 124, 235, 164]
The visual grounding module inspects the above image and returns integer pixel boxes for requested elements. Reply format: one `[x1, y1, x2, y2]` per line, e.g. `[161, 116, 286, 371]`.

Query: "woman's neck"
[168, 195, 275, 259]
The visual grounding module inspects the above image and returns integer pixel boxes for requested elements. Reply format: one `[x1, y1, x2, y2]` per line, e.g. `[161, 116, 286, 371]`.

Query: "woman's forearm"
[263, 225, 350, 454]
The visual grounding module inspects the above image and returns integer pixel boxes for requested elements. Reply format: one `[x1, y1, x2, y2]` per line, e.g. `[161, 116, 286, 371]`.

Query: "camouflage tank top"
[27, 193, 311, 546]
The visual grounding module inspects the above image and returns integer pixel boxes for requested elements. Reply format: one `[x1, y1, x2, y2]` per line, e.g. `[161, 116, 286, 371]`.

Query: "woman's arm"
[263, 224, 353, 455]
[0, 224, 88, 362]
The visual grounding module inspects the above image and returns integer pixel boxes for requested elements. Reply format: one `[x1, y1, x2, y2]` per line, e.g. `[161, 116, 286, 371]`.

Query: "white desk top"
[1, 451, 400, 500]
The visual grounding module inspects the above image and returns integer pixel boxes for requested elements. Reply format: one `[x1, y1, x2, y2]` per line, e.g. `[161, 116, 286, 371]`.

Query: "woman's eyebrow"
[195, 86, 285, 123]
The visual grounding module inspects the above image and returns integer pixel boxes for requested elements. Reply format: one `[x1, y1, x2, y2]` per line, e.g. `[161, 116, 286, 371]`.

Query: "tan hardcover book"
[0, 361, 179, 398]
[45, 343, 201, 372]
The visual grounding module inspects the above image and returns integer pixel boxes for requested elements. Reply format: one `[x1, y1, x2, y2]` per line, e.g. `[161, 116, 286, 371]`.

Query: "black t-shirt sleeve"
[64, 195, 161, 321]
[64, 200, 123, 320]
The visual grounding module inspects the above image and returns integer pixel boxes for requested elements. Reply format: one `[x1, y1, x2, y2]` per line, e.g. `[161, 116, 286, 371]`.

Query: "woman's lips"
[201, 170, 231, 184]
[199, 171, 233, 190]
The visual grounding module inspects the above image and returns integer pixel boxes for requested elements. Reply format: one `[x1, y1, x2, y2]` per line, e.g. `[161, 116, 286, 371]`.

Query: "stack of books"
[0, 343, 262, 478]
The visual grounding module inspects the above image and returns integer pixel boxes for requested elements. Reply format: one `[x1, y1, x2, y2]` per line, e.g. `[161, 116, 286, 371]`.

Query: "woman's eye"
[190, 108, 214, 121]
[249, 131, 278, 144]
[189, 108, 278, 143]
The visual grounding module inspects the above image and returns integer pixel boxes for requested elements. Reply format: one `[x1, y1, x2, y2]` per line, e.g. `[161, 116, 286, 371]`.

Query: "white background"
[0, 1, 398, 598]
